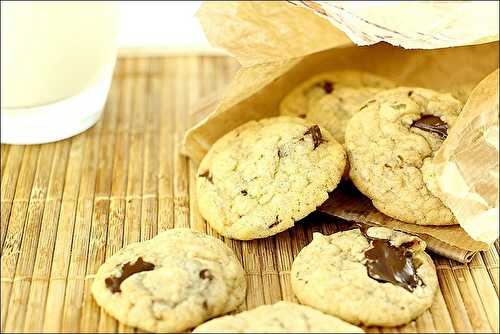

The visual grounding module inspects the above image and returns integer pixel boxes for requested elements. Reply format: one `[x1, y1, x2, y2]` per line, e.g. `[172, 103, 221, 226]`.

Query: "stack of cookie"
[92, 70, 463, 332]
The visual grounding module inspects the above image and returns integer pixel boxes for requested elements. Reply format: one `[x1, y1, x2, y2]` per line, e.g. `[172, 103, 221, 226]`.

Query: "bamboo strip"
[429, 271, 457, 332]
[61, 121, 102, 332]
[414, 310, 438, 333]
[434, 257, 473, 332]
[1, 145, 40, 331]
[80, 83, 120, 332]
[43, 133, 86, 331]
[173, 135, 190, 230]
[157, 58, 175, 233]
[1, 145, 9, 179]
[481, 246, 499, 295]
[258, 237, 283, 304]
[4, 143, 54, 331]
[448, 259, 492, 332]
[274, 231, 296, 303]
[469, 252, 500, 332]
[1, 145, 25, 248]
[241, 240, 265, 310]
[172, 57, 191, 229]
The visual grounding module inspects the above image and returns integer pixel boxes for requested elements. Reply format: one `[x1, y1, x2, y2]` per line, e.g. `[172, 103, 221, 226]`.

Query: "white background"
[117, 1, 215, 52]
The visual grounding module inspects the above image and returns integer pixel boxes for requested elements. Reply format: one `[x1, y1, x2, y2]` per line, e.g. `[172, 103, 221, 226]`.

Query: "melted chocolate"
[411, 116, 448, 140]
[304, 125, 326, 149]
[105, 257, 155, 293]
[365, 239, 420, 292]
[358, 227, 421, 292]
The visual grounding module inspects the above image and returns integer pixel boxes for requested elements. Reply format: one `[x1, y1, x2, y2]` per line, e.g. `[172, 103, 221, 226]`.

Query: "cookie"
[91, 228, 246, 332]
[193, 301, 364, 333]
[280, 70, 395, 144]
[197, 116, 346, 240]
[291, 226, 438, 327]
[345, 87, 462, 225]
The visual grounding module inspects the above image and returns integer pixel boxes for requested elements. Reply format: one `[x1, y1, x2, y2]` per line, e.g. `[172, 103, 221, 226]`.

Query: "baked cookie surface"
[291, 227, 438, 327]
[345, 87, 462, 225]
[91, 228, 246, 333]
[197, 116, 346, 240]
[280, 70, 395, 144]
[193, 301, 364, 333]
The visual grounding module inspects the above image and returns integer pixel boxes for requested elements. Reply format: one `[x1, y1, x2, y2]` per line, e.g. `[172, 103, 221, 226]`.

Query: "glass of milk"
[1, 1, 119, 144]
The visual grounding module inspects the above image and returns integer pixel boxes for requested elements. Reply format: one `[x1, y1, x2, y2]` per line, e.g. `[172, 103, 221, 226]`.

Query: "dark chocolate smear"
[105, 257, 155, 293]
[364, 239, 420, 292]
[304, 125, 326, 149]
[411, 115, 448, 140]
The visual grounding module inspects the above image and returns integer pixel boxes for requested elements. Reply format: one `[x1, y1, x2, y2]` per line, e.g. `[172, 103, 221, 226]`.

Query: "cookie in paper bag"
[345, 87, 462, 225]
[196, 116, 346, 240]
[280, 70, 395, 144]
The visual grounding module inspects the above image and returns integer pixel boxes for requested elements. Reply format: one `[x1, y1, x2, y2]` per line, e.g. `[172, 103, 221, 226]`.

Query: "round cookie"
[345, 87, 462, 225]
[193, 301, 364, 333]
[91, 228, 246, 333]
[291, 227, 438, 327]
[197, 116, 346, 240]
[280, 70, 395, 144]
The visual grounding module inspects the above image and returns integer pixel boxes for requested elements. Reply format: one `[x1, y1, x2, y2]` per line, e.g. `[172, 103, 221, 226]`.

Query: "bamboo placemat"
[1, 56, 498, 333]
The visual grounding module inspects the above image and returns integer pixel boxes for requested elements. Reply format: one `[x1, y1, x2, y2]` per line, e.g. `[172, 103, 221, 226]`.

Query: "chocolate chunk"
[411, 115, 448, 140]
[269, 216, 281, 228]
[199, 269, 214, 280]
[304, 125, 326, 149]
[105, 257, 155, 293]
[199, 170, 213, 183]
[364, 239, 421, 292]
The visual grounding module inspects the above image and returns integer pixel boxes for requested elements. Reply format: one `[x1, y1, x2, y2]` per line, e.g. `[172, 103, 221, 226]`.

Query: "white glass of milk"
[1, 1, 119, 144]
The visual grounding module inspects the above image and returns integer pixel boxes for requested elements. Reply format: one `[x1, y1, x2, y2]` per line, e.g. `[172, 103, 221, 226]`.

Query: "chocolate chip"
[408, 91, 414, 97]
[202, 300, 208, 310]
[304, 125, 326, 149]
[241, 190, 248, 196]
[411, 115, 448, 140]
[199, 269, 214, 280]
[298, 114, 306, 119]
[105, 257, 155, 293]
[199, 170, 213, 183]
[269, 216, 281, 228]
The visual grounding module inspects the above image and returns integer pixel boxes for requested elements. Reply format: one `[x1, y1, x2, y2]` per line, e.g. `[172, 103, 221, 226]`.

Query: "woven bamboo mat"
[1, 56, 498, 333]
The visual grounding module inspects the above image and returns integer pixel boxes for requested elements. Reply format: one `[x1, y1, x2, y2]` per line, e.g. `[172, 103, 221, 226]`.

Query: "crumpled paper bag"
[183, 1, 499, 259]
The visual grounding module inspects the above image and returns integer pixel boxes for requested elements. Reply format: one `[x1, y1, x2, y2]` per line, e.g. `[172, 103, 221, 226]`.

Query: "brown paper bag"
[182, 1, 499, 262]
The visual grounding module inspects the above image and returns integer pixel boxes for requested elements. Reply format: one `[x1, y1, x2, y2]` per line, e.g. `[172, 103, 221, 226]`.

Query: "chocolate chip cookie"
[345, 87, 462, 225]
[91, 229, 246, 332]
[280, 70, 395, 144]
[197, 116, 346, 240]
[291, 226, 438, 327]
[193, 301, 364, 332]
